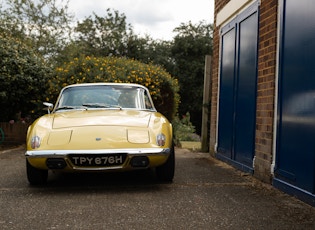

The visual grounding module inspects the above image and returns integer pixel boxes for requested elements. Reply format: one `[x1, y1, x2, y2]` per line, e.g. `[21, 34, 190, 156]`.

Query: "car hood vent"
[52, 110, 152, 129]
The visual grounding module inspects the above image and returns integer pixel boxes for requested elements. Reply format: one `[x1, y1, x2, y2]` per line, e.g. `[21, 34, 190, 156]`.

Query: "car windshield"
[55, 85, 155, 111]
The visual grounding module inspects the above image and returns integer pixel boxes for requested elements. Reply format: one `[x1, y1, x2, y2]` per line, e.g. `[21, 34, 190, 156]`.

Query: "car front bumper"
[25, 148, 171, 171]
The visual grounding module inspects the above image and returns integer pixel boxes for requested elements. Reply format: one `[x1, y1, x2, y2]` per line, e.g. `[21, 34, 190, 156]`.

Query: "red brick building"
[210, 0, 315, 205]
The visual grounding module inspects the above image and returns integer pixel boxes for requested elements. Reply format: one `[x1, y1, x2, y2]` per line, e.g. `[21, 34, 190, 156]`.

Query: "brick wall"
[210, 0, 278, 183]
[254, 0, 278, 183]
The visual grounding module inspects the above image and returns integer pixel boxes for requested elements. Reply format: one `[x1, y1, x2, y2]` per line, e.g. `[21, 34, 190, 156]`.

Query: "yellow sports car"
[25, 83, 174, 185]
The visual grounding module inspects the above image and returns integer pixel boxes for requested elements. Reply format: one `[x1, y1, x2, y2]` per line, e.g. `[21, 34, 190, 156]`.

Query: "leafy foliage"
[172, 112, 200, 145]
[75, 10, 131, 57]
[171, 21, 213, 133]
[57, 11, 175, 71]
[48, 56, 180, 121]
[0, 33, 52, 121]
[0, 0, 74, 58]
[126, 36, 174, 69]
[0, 0, 213, 136]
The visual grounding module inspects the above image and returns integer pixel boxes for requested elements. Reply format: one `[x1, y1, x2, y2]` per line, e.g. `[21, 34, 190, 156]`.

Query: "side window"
[144, 91, 153, 110]
[144, 94, 153, 110]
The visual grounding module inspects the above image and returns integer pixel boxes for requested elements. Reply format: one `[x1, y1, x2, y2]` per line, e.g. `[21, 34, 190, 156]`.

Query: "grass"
[179, 141, 201, 151]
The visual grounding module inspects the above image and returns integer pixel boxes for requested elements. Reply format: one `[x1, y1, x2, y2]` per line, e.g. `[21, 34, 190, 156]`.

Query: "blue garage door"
[217, 2, 259, 171]
[275, 0, 315, 194]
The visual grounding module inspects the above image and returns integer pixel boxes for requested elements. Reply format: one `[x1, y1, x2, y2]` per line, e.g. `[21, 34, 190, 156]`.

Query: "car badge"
[95, 137, 102, 141]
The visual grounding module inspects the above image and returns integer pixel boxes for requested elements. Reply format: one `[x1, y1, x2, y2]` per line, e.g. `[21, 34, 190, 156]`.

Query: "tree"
[56, 10, 137, 64]
[126, 36, 174, 69]
[56, 10, 176, 82]
[0, 33, 52, 121]
[0, 0, 74, 59]
[74, 10, 132, 57]
[125, 35, 156, 63]
[171, 21, 213, 134]
[0, 0, 214, 131]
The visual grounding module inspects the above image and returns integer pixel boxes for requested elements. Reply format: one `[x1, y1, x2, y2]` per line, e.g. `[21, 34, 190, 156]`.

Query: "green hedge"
[0, 33, 51, 121]
[48, 56, 180, 120]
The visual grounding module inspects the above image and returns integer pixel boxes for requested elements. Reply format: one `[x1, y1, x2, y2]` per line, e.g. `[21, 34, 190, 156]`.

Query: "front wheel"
[156, 145, 175, 182]
[26, 160, 48, 185]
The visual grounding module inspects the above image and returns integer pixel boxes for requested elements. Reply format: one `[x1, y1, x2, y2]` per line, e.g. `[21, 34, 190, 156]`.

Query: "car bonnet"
[52, 109, 152, 129]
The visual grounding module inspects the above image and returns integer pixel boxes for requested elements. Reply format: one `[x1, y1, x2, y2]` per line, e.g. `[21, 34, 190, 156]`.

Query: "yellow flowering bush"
[48, 56, 179, 120]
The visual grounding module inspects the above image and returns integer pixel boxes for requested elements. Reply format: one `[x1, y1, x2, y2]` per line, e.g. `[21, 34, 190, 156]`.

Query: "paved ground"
[0, 146, 315, 229]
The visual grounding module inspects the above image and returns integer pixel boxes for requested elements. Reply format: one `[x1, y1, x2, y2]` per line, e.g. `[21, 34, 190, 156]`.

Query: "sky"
[67, 0, 214, 41]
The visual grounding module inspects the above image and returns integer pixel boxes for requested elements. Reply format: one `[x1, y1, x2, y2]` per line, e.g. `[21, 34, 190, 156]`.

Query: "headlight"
[31, 136, 41, 149]
[156, 134, 166, 146]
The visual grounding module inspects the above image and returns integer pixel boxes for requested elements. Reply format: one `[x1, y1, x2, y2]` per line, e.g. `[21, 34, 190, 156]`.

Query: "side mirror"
[43, 102, 53, 114]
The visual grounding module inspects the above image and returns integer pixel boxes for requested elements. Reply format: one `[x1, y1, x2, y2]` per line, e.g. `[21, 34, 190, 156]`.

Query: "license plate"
[69, 154, 127, 167]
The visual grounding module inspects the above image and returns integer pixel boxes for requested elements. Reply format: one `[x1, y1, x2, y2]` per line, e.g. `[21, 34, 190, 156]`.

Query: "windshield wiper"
[82, 103, 110, 108]
[55, 106, 76, 111]
[82, 103, 122, 109]
[55, 106, 87, 111]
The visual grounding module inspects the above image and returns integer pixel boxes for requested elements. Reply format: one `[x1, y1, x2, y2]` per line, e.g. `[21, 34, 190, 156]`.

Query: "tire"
[26, 160, 48, 185]
[156, 145, 175, 182]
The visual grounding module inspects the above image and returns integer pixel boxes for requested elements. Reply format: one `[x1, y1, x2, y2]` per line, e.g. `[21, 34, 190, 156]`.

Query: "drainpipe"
[271, 0, 282, 176]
